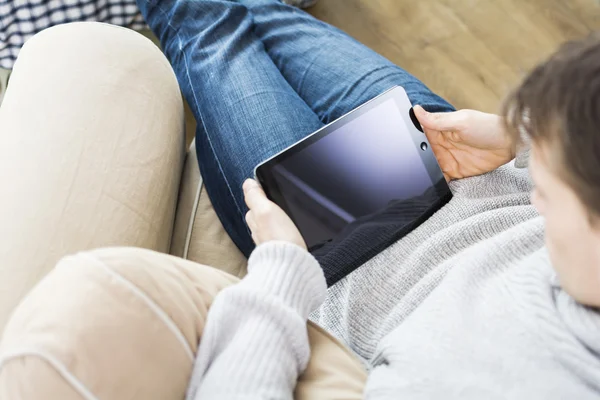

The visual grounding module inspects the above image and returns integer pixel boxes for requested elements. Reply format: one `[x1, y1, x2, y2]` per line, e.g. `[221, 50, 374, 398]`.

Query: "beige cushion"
[0, 248, 367, 399]
[0, 248, 243, 399]
[170, 141, 248, 277]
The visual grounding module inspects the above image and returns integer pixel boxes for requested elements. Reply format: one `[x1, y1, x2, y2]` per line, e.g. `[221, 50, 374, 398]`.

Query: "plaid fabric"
[0, 0, 146, 69]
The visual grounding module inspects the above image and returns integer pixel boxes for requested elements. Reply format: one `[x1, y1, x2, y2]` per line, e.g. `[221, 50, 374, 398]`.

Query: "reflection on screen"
[272, 99, 435, 249]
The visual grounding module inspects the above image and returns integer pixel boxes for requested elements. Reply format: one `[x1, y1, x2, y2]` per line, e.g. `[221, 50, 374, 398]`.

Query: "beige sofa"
[0, 22, 367, 398]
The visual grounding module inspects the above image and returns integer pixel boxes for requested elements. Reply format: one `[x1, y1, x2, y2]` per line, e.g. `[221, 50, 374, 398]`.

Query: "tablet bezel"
[254, 86, 451, 239]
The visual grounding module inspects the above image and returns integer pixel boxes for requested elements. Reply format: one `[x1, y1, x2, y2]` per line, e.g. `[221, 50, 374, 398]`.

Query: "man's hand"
[413, 106, 516, 181]
[243, 179, 307, 250]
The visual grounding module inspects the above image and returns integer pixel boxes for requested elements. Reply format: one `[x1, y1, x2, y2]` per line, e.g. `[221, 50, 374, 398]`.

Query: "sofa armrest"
[0, 22, 185, 333]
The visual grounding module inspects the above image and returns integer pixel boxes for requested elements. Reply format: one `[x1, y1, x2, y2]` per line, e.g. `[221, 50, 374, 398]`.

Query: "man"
[135, 0, 600, 397]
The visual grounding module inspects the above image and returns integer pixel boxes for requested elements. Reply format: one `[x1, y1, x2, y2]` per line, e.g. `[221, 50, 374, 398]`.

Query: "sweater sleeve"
[186, 241, 327, 400]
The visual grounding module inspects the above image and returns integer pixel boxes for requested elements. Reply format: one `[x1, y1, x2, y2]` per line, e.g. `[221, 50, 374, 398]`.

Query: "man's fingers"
[245, 211, 257, 231]
[245, 209, 261, 245]
[414, 105, 462, 132]
[251, 232, 260, 245]
[243, 179, 270, 211]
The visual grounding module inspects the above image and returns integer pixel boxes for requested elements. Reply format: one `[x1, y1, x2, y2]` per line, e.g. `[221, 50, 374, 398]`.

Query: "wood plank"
[309, 0, 600, 112]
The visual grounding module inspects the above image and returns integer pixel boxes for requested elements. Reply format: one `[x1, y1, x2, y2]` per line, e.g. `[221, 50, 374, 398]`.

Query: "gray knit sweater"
[187, 162, 600, 399]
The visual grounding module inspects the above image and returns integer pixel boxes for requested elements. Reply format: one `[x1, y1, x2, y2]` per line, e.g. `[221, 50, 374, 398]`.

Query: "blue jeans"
[137, 0, 454, 257]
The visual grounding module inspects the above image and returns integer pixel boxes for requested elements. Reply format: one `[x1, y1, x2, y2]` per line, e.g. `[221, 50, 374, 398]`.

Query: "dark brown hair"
[502, 33, 600, 218]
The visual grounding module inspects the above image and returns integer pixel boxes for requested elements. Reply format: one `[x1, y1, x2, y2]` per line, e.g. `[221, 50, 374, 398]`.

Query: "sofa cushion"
[0, 248, 367, 399]
[0, 248, 215, 399]
[170, 141, 248, 277]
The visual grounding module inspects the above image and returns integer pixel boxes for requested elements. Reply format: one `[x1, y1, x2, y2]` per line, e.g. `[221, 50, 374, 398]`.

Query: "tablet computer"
[255, 86, 452, 285]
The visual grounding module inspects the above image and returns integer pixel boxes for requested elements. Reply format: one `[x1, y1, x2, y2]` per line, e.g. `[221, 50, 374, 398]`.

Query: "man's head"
[503, 34, 600, 307]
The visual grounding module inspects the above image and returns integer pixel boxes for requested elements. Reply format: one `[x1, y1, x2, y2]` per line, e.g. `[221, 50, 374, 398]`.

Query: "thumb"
[243, 179, 270, 211]
[413, 105, 461, 132]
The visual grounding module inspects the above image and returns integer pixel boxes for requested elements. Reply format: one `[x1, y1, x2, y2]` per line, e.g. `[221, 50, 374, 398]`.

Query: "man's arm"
[187, 241, 327, 400]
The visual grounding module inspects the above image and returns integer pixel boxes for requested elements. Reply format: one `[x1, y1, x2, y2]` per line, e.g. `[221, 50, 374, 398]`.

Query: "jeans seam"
[155, 3, 247, 229]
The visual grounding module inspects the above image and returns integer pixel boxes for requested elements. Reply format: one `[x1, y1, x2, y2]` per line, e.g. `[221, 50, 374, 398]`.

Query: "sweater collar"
[547, 259, 600, 359]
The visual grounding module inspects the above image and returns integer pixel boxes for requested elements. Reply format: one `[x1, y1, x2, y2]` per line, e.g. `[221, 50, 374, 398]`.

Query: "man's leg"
[0, 22, 185, 332]
[138, 0, 325, 257]
[244, 0, 455, 122]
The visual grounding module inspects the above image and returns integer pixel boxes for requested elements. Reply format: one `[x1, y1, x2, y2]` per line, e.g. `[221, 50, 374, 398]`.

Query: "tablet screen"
[256, 87, 451, 285]
[271, 98, 434, 246]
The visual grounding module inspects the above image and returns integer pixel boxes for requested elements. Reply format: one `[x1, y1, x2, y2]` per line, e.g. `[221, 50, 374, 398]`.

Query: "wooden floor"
[309, 0, 600, 113]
